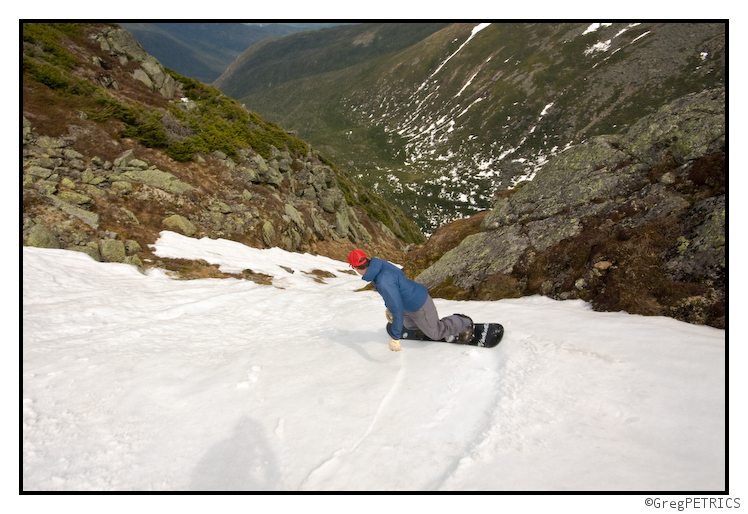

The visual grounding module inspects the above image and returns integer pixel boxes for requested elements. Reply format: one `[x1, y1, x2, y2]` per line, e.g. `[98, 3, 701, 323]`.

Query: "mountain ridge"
[118, 23, 308, 83]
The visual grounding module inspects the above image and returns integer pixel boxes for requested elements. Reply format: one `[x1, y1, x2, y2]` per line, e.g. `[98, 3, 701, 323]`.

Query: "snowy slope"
[23, 232, 726, 493]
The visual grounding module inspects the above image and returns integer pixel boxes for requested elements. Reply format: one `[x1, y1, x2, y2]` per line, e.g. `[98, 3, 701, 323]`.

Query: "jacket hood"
[361, 257, 383, 282]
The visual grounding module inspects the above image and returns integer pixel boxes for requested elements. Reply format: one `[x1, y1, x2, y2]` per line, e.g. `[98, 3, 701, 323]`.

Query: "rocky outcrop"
[22, 117, 404, 271]
[413, 87, 725, 328]
[92, 27, 176, 98]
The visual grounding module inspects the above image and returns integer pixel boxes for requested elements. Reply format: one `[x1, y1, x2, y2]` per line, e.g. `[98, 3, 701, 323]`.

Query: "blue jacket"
[361, 258, 428, 339]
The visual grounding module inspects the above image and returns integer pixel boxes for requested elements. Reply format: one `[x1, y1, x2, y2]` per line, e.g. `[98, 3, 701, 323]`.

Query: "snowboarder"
[348, 250, 473, 351]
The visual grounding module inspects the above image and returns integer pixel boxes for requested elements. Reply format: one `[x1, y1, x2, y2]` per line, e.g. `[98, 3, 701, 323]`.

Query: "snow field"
[23, 232, 726, 494]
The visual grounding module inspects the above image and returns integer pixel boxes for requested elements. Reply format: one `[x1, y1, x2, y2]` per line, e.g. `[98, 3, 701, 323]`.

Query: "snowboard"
[387, 322, 504, 348]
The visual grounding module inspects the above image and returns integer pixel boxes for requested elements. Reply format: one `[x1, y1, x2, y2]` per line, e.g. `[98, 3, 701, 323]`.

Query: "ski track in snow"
[430, 335, 541, 489]
[299, 361, 406, 490]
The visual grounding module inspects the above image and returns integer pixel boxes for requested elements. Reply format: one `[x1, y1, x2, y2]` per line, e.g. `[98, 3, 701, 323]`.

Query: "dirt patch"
[302, 269, 338, 283]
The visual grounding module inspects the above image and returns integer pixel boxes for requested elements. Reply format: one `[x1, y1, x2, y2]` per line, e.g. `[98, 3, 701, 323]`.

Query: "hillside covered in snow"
[23, 232, 727, 493]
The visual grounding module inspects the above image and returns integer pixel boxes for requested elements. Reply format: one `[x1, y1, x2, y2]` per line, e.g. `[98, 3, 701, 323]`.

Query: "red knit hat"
[348, 249, 368, 267]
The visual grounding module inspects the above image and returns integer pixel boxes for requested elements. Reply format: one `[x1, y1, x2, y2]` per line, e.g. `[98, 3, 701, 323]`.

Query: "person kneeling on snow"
[348, 250, 473, 351]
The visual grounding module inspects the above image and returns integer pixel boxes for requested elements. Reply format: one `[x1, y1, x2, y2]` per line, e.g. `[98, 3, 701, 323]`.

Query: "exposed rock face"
[22, 118, 407, 272]
[413, 87, 725, 328]
[92, 27, 176, 98]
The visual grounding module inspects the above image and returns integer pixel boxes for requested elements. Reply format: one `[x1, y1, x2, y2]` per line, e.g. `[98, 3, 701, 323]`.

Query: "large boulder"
[24, 224, 60, 249]
[137, 55, 176, 98]
[122, 169, 193, 195]
[99, 238, 126, 263]
[95, 27, 147, 62]
[261, 221, 275, 247]
[163, 215, 197, 236]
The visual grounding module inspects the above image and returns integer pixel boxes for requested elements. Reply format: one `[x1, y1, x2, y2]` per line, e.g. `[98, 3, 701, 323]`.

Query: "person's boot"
[455, 314, 474, 343]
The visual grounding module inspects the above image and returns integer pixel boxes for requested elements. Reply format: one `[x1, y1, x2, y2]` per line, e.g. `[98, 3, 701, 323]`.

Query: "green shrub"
[86, 95, 138, 125]
[123, 114, 168, 148]
[165, 68, 309, 161]
[165, 137, 207, 162]
[23, 56, 98, 97]
[23, 57, 70, 90]
[288, 136, 309, 156]
[23, 23, 79, 70]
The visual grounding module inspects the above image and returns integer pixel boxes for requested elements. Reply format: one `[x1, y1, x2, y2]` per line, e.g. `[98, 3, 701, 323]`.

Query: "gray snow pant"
[403, 296, 472, 341]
